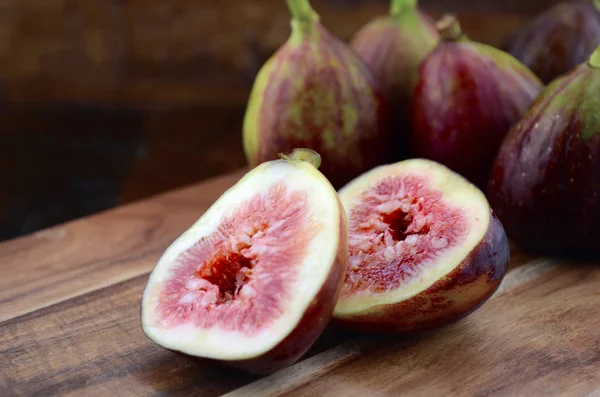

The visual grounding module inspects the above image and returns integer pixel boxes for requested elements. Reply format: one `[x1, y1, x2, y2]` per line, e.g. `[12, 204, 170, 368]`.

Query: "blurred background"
[0, 0, 558, 242]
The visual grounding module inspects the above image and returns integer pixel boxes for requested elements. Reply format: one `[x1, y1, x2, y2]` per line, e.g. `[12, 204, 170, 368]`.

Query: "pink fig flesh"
[333, 159, 509, 333]
[141, 149, 348, 374]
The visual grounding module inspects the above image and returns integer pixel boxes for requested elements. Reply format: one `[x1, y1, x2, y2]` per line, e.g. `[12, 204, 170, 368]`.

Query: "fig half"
[333, 159, 509, 333]
[141, 149, 348, 374]
[488, 46, 600, 260]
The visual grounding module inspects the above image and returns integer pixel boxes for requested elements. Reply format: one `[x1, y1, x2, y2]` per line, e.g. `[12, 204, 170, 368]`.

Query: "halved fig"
[141, 149, 348, 374]
[332, 159, 509, 333]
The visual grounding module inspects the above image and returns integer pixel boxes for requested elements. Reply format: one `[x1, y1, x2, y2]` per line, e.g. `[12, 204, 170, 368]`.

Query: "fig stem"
[286, 0, 319, 25]
[589, 45, 600, 68]
[390, 0, 417, 17]
[436, 14, 464, 41]
[591, 0, 600, 12]
[279, 148, 322, 169]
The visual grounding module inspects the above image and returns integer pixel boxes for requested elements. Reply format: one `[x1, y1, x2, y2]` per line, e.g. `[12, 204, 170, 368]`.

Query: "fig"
[242, 0, 393, 189]
[411, 14, 543, 189]
[140, 149, 348, 375]
[350, 0, 439, 154]
[504, 0, 600, 85]
[488, 47, 600, 260]
[332, 159, 509, 333]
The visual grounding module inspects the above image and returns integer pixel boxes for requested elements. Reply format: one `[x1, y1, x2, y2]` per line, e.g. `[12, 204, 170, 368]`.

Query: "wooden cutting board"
[2, 165, 600, 397]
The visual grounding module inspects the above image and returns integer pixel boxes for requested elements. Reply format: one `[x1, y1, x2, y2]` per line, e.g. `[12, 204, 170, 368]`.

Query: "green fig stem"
[390, 0, 417, 17]
[279, 148, 322, 169]
[286, 0, 319, 26]
[436, 14, 465, 41]
[589, 45, 600, 68]
[591, 0, 600, 12]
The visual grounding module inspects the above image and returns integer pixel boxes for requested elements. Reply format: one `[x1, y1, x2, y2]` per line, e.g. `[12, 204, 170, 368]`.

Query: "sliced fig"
[488, 46, 600, 260]
[332, 159, 509, 333]
[504, 0, 600, 84]
[141, 149, 348, 374]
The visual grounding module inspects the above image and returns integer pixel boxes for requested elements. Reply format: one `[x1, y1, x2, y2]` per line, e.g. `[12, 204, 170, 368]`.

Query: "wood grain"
[1, 167, 600, 396]
[0, 170, 245, 323]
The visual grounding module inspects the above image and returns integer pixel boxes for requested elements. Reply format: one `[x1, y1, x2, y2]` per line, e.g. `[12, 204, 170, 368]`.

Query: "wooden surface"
[0, 6, 535, 242]
[2, 167, 600, 397]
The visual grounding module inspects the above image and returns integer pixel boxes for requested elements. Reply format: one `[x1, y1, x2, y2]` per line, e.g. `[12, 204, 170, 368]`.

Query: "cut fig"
[332, 159, 509, 333]
[141, 149, 348, 374]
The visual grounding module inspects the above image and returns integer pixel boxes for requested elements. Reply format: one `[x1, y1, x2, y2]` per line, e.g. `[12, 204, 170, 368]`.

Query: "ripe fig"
[333, 159, 509, 333]
[242, 0, 393, 189]
[488, 47, 600, 260]
[141, 149, 348, 375]
[411, 14, 543, 189]
[504, 0, 600, 84]
[350, 0, 439, 155]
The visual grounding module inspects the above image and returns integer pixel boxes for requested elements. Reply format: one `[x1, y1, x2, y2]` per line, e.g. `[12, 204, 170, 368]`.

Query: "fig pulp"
[505, 0, 600, 84]
[141, 149, 348, 374]
[243, 0, 393, 189]
[333, 159, 509, 333]
[411, 14, 543, 189]
[350, 0, 439, 155]
[488, 47, 600, 260]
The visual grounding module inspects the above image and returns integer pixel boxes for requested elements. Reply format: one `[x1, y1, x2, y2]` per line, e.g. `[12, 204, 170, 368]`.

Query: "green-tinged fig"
[411, 14, 543, 189]
[243, 0, 394, 189]
[505, 0, 600, 84]
[488, 47, 600, 260]
[141, 148, 348, 375]
[350, 0, 439, 155]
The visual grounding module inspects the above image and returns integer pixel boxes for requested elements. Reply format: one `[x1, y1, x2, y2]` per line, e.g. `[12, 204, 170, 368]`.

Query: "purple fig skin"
[487, 51, 600, 260]
[411, 15, 543, 189]
[350, 0, 439, 157]
[504, 0, 600, 85]
[243, 0, 394, 189]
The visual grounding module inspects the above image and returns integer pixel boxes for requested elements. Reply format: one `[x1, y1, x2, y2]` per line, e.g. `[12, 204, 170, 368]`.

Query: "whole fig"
[411, 14, 543, 189]
[243, 0, 393, 189]
[505, 0, 600, 84]
[488, 46, 600, 260]
[350, 0, 439, 155]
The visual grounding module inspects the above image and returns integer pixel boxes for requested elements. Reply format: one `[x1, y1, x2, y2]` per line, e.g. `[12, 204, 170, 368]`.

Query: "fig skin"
[411, 14, 543, 189]
[350, 0, 439, 156]
[504, 0, 600, 85]
[488, 50, 600, 260]
[333, 211, 508, 333]
[141, 149, 349, 375]
[243, 0, 394, 189]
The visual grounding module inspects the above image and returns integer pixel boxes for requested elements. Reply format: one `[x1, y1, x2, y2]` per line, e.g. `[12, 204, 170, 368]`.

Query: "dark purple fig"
[488, 46, 600, 260]
[505, 0, 600, 85]
[242, 0, 394, 189]
[410, 14, 543, 189]
[350, 0, 439, 156]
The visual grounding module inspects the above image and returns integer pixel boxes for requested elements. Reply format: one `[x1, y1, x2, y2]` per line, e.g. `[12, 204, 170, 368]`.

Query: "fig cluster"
[140, 0, 600, 379]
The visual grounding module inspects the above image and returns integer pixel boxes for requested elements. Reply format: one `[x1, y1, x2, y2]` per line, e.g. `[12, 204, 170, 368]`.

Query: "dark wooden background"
[0, 0, 559, 242]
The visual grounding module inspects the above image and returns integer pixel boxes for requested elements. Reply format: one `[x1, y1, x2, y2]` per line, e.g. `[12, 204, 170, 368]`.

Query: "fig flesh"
[411, 14, 543, 189]
[350, 0, 439, 155]
[333, 159, 509, 333]
[505, 0, 600, 84]
[141, 149, 348, 374]
[243, 0, 393, 189]
[488, 47, 600, 260]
